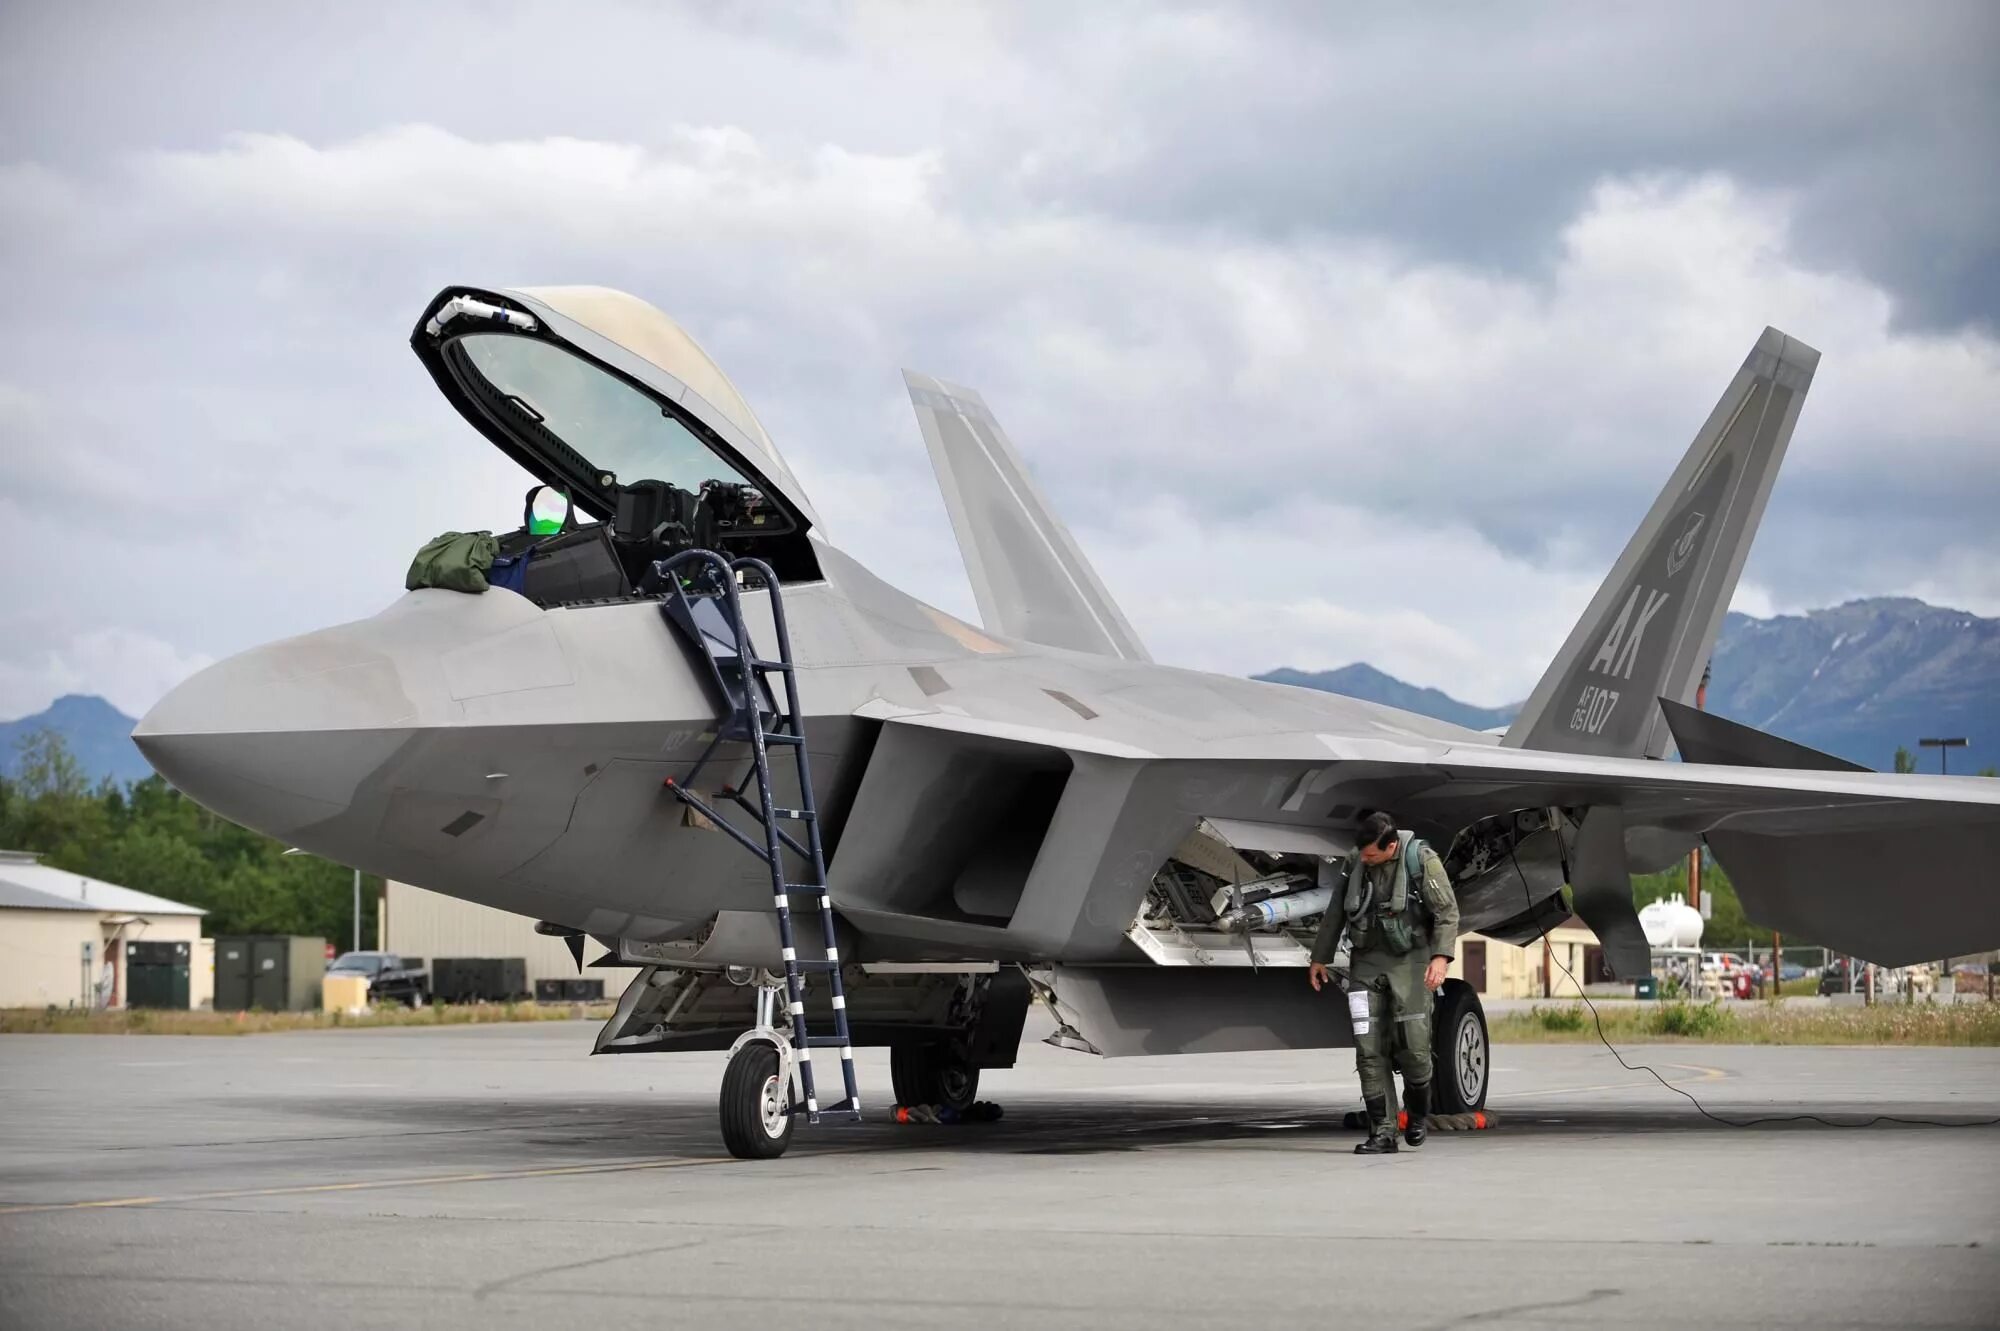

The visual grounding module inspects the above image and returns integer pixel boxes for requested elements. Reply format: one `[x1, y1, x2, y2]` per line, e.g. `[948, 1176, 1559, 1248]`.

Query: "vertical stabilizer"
[904, 371, 1151, 662]
[1506, 329, 1818, 758]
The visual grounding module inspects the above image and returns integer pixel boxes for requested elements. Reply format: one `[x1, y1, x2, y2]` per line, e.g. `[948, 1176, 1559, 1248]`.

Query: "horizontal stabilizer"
[1508, 329, 1818, 759]
[904, 371, 1151, 662]
[1422, 743, 2000, 966]
[1659, 699, 1867, 773]
[1708, 813, 2000, 965]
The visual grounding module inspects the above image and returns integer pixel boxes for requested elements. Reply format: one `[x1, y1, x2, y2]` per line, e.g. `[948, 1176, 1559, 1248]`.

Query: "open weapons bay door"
[1125, 818, 1356, 967]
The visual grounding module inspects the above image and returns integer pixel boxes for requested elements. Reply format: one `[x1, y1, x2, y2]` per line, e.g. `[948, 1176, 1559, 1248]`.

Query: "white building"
[0, 850, 207, 1009]
[384, 880, 631, 1001]
[1449, 918, 1608, 1001]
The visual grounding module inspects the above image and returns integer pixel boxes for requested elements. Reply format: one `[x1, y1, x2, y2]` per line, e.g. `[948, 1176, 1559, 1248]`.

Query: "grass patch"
[1651, 1000, 1736, 1038]
[1531, 1003, 1590, 1033]
[0, 1003, 615, 1036]
[1493, 999, 2000, 1046]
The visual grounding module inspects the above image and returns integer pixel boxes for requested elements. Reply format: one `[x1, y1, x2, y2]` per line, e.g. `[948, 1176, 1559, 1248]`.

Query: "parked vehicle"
[327, 951, 429, 1006]
[1704, 952, 1754, 979]
[1817, 958, 1908, 996]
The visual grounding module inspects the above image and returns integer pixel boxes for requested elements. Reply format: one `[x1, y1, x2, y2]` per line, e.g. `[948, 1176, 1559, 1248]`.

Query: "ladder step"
[803, 1035, 853, 1049]
[764, 732, 805, 745]
[808, 1104, 863, 1124]
[790, 959, 841, 973]
[772, 808, 815, 821]
[750, 658, 794, 672]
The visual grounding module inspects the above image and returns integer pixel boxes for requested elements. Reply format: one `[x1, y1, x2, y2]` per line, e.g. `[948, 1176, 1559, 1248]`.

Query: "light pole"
[1688, 662, 1711, 912]
[1919, 737, 1967, 996]
[1919, 736, 1968, 776]
[283, 848, 365, 957]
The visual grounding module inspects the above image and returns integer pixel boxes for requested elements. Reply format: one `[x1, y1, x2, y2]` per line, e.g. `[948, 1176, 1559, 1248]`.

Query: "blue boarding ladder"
[647, 548, 861, 1126]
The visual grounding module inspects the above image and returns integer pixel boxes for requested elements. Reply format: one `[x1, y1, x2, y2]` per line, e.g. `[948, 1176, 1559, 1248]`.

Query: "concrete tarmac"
[2, 1016, 1996, 1329]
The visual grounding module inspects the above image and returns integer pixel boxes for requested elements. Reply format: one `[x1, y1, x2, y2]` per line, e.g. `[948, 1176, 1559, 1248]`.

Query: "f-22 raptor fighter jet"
[136, 286, 2000, 1157]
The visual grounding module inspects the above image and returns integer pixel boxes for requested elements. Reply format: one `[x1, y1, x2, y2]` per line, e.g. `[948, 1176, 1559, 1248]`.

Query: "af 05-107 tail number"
[1571, 684, 1620, 736]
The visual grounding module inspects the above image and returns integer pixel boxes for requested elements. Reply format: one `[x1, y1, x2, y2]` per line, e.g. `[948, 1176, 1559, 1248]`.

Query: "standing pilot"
[1308, 809, 1460, 1154]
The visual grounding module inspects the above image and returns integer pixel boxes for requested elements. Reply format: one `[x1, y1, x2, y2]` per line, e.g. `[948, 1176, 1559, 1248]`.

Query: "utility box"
[433, 957, 528, 1003]
[534, 977, 604, 1003]
[213, 935, 327, 1011]
[323, 974, 371, 1014]
[126, 939, 192, 1010]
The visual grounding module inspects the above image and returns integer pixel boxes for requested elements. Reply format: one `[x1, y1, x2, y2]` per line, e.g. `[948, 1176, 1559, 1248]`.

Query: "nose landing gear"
[720, 1038, 796, 1160]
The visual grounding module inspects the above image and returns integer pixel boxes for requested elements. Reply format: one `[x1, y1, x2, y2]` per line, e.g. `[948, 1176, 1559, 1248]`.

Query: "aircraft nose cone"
[134, 624, 419, 843]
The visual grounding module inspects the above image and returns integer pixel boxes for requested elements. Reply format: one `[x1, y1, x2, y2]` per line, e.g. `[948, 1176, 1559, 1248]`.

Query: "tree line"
[1, 730, 376, 944]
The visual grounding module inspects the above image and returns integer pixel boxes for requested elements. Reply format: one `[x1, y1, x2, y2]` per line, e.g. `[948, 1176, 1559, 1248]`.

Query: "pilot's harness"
[1341, 832, 1435, 958]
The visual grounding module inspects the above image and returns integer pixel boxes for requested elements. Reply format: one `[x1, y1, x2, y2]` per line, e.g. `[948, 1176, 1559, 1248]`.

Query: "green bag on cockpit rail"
[405, 530, 499, 594]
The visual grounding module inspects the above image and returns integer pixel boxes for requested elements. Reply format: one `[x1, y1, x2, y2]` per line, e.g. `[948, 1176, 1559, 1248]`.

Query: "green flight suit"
[1310, 834, 1460, 1109]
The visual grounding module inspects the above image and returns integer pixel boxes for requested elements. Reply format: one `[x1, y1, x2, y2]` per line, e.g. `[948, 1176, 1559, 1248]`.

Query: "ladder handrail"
[648, 548, 861, 1124]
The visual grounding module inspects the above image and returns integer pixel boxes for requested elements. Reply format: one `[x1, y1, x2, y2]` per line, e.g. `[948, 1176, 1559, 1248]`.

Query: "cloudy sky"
[2, 1, 1996, 721]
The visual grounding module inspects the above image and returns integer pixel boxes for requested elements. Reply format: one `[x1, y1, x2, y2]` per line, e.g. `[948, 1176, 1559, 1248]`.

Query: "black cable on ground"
[1506, 836, 1998, 1130]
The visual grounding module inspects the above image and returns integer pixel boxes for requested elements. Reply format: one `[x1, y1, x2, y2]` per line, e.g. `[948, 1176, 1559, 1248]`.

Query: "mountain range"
[1256, 663, 1518, 732]
[0, 694, 152, 787]
[1262, 597, 2000, 772]
[3, 598, 1995, 788]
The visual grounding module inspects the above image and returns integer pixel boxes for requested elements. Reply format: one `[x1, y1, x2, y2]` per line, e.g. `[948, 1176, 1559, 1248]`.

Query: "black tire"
[1430, 979, 1489, 1114]
[720, 1042, 795, 1160]
[890, 1043, 980, 1111]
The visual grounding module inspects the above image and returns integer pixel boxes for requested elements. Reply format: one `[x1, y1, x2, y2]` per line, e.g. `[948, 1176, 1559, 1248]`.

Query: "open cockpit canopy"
[412, 286, 821, 583]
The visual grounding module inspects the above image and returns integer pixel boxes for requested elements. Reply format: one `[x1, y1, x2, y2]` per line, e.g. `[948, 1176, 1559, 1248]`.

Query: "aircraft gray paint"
[135, 287, 2000, 1151]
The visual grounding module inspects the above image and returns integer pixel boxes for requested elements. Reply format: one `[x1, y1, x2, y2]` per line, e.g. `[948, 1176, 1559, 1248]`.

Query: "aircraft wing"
[903, 370, 1152, 663]
[826, 689, 2000, 972]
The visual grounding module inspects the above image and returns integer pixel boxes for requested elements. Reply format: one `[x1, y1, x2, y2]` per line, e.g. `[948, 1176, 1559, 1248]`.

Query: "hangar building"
[0, 850, 208, 1009]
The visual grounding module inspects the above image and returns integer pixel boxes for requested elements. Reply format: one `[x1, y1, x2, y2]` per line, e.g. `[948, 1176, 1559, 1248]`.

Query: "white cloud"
[0, 629, 214, 722]
[0, 122, 1995, 718]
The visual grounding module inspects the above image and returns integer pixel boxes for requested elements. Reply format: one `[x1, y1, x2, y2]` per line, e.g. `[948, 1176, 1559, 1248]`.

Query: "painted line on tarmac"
[0, 1153, 742, 1217]
[1490, 1063, 1728, 1101]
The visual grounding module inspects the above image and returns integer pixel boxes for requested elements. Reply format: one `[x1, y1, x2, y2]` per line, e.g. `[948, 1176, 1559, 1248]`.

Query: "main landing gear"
[890, 1041, 980, 1113]
[1429, 979, 1489, 1114]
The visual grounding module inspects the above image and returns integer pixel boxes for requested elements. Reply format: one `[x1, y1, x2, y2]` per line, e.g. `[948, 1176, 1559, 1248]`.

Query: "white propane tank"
[1639, 894, 1703, 949]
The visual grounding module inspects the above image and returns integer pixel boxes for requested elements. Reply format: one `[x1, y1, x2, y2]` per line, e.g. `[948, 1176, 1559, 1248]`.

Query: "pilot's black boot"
[1353, 1096, 1399, 1154]
[1402, 1080, 1431, 1148]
